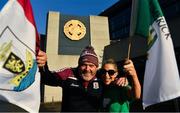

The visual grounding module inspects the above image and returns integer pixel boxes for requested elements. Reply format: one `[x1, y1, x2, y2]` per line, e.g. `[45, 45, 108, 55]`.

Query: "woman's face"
[101, 63, 118, 85]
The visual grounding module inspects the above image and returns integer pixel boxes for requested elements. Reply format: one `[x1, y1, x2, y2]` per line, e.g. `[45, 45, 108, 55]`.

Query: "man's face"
[79, 62, 98, 81]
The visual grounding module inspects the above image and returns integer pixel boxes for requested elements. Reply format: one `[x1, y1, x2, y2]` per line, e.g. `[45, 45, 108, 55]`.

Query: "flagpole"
[127, 42, 131, 59]
[124, 0, 139, 88]
[128, 0, 138, 59]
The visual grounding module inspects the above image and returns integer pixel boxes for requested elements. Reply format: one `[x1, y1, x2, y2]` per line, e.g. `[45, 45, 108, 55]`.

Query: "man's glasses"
[100, 69, 116, 76]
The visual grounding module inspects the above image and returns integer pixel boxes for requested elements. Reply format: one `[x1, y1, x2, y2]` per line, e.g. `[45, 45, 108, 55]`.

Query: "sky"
[0, 0, 118, 35]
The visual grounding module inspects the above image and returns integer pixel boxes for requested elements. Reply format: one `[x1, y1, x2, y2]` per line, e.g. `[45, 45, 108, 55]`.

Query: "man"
[37, 46, 103, 112]
[36, 46, 136, 112]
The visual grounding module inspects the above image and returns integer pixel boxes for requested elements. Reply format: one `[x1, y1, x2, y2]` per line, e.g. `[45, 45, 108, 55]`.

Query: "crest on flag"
[0, 27, 37, 92]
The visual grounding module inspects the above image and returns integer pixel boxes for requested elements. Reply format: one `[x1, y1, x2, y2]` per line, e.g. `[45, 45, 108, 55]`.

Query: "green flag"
[132, 0, 180, 109]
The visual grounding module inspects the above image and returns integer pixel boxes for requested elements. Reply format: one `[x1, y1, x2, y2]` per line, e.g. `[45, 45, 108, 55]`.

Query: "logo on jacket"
[70, 83, 79, 87]
[93, 82, 99, 89]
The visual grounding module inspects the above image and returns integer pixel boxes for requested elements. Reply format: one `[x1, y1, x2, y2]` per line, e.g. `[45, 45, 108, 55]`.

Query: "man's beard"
[81, 70, 95, 81]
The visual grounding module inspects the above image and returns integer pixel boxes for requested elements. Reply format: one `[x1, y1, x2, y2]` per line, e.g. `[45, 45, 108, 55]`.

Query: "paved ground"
[0, 101, 61, 112]
[40, 102, 61, 112]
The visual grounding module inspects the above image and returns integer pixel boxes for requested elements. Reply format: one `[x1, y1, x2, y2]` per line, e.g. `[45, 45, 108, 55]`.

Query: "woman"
[100, 58, 141, 112]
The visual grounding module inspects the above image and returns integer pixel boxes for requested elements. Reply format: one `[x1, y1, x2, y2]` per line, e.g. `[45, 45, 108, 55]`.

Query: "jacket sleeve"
[39, 63, 62, 86]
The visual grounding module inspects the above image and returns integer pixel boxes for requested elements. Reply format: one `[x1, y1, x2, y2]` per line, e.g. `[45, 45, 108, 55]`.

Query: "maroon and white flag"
[0, 0, 40, 112]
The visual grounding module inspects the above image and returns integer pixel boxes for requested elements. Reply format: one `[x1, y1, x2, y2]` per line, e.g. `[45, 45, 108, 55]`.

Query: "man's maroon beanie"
[78, 45, 99, 67]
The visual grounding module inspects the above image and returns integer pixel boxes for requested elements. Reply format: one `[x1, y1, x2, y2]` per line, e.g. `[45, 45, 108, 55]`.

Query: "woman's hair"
[102, 58, 118, 71]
